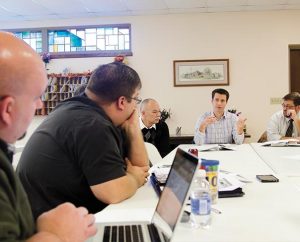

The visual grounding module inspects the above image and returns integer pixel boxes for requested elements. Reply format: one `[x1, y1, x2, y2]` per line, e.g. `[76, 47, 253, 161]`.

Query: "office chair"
[144, 142, 163, 165]
[257, 131, 267, 143]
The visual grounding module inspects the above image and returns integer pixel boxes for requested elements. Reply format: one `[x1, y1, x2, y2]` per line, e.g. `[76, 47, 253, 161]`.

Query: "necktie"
[285, 119, 294, 137]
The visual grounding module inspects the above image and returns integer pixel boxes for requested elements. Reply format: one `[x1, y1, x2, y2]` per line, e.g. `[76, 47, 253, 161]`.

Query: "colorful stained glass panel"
[14, 31, 43, 53]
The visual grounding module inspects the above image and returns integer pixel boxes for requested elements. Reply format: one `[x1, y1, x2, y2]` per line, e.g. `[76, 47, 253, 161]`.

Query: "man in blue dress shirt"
[194, 88, 246, 145]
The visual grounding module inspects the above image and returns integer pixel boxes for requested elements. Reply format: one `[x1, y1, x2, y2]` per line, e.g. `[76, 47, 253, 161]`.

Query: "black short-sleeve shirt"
[17, 95, 127, 219]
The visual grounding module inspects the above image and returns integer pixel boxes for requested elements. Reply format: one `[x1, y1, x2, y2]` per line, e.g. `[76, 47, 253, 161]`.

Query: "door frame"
[289, 44, 300, 92]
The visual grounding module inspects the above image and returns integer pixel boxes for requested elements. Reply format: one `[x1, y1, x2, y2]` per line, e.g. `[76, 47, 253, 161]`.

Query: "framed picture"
[173, 59, 229, 87]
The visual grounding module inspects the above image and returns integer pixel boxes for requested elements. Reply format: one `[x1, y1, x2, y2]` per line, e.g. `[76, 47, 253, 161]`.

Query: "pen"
[150, 174, 162, 197]
[184, 207, 222, 215]
[211, 207, 222, 214]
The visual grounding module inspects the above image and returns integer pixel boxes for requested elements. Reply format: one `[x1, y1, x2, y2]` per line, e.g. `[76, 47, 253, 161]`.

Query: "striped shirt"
[194, 111, 244, 145]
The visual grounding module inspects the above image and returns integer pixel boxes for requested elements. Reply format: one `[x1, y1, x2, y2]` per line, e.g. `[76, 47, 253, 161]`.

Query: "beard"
[283, 110, 291, 118]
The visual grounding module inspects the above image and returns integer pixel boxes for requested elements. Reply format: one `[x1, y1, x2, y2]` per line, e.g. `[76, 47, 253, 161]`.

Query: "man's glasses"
[127, 96, 142, 104]
[282, 103, 295, 109]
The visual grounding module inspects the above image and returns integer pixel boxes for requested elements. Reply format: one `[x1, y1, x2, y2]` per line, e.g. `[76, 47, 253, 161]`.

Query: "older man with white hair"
[140, 98, 170, 157]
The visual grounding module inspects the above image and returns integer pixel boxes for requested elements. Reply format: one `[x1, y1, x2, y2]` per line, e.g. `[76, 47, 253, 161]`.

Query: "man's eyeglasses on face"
[282, 103, 295, 109]
[127, 96, 142, 104]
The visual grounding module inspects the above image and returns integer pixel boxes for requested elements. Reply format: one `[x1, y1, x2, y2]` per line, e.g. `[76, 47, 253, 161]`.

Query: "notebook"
[90, 148, 199, 242]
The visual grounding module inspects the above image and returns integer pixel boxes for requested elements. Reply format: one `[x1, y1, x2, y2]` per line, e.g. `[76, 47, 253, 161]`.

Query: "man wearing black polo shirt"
[17, 62, 149, 219]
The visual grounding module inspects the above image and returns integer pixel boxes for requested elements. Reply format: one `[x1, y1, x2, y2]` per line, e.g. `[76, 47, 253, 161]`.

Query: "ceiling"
[1, 0, 300, 23]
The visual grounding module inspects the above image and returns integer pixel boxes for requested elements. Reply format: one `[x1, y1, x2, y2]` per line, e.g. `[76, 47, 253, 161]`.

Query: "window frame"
[6, 23, 132, 59]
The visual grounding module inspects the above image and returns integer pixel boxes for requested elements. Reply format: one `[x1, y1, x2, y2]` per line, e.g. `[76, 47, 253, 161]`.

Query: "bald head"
[0, 32, 47, 143]
[140, 98, 161, 128]
[0, 31, 46, 96]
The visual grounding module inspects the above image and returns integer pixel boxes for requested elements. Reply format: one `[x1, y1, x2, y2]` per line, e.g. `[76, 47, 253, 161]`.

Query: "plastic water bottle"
[190, 169, 211, 229]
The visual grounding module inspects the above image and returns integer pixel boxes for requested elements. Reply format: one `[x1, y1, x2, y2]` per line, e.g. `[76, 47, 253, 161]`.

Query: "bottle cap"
[201, 159, 220, 166]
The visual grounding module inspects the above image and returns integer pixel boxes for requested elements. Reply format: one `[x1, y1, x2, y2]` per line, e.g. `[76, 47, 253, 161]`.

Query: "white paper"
[218, 172, 245, 191]
[152, 166, 246, 191]
[198, 144, 237, 152]
[262, 138, 300, 147]
[153, 166, 171, 183]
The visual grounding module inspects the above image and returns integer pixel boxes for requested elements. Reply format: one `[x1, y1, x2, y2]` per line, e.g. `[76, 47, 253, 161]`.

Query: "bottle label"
[191, 196, 211, 215]
[207, 171, 218, 194]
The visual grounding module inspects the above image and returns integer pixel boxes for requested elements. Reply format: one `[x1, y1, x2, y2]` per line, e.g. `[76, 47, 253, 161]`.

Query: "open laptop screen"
[153, 148, 198, 235]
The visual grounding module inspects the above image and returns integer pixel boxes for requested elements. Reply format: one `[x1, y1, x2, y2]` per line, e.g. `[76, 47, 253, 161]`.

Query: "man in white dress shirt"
[267, 92, 300, 141]
[194, 88, 246, 145]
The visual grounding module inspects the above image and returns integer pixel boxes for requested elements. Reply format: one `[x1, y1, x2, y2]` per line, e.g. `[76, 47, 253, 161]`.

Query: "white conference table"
[92, 144, 300, 242]
[251, 142, 300, 177]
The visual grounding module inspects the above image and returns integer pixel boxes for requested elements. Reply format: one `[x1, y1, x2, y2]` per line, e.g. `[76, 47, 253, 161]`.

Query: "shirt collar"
[139, 116, 156, 130]
[62, 94, 113, 123]
[285, 117, 292, 122]
[0, 139, 14, 163]
[211, 110, 227, 120]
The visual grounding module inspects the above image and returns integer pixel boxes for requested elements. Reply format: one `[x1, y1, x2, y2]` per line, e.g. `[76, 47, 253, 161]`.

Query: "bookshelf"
[36, 73, 90, 115]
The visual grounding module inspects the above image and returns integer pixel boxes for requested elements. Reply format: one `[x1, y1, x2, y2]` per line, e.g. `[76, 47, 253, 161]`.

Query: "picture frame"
[173, 59, 229, 87]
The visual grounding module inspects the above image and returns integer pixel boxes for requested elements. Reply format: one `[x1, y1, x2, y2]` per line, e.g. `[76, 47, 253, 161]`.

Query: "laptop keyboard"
[103, 224, 163, 242]
[103, 224, 144, 242]
[147, 224, 162, 242]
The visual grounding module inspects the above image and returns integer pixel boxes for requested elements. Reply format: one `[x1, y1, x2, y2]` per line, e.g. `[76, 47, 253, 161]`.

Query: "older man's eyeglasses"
[127, 96, 142, 104]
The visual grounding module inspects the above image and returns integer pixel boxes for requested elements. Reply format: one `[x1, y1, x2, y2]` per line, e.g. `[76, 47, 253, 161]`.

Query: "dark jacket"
[142, 121, 170, 157]
[0, 139, 35, 241]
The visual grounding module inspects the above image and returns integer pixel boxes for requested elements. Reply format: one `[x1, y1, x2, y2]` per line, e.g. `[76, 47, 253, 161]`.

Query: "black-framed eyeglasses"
[127, 96, 142, 104]
[282, 103, 295, 109]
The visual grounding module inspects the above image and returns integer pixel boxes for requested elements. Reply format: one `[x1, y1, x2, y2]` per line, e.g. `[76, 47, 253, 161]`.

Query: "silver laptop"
[90, 148, 198, 242]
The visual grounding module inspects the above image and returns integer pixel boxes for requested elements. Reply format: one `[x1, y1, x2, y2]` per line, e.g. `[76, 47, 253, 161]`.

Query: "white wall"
[3, 10, 300, 142]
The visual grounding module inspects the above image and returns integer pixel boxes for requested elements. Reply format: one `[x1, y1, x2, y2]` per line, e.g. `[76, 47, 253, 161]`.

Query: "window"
[9, 24, 132, 58]
[14, 31, 43, 53]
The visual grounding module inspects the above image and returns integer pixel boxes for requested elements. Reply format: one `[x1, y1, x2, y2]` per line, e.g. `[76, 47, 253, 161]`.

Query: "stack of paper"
[153, 166, 170, 184]
[152, 165, 248, 190]
[262, 138, 300, 147]
[198, 144, 237, 152]
[218, 172, 246, 192]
